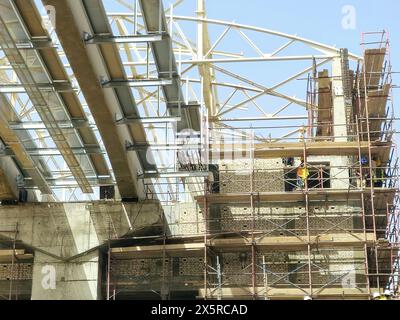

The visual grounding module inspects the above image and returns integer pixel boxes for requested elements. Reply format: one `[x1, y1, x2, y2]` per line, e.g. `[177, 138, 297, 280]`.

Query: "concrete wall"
[0, 201, 162, 259]
[0, 200, 163, 300]
[219, 158, 285, 193]
[109, 255, 204, 294]
[164, 202, 204, 237]
[31, 250, 100, 300]
[163, 200, 362, 237]
[108, 247, 366, 297]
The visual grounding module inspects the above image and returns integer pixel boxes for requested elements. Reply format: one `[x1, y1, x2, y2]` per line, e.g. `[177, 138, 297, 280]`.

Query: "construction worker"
[369, 157, 377, 187]
[361, 155, 368, 166]
[374, 158, 385, 187]
[297, 160, 309, 189]
[358, 155, 369, 188]
[355, 167, 363, 188]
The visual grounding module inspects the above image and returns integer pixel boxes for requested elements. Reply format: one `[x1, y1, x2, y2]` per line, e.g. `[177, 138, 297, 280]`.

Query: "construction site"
[0, 0, 399, 300]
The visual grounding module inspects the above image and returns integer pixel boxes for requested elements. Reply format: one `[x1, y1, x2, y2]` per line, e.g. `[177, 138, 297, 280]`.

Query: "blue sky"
[204, 0, 399, 55]
[161, 0, 400, 138]
[203, 0, 400, 107]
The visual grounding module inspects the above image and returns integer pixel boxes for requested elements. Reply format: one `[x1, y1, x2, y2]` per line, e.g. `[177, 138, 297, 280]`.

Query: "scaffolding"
[0, 223, 34, 300]
[101, 29, 400, 300]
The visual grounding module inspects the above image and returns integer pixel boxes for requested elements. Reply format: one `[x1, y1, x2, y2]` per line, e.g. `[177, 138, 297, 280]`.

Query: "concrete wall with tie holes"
[155, 157, 363, 293]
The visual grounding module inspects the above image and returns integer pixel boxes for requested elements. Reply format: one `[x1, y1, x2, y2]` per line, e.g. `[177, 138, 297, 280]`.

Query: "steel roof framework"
[0, 0, 363, 201]
[100, 0, 362, 204]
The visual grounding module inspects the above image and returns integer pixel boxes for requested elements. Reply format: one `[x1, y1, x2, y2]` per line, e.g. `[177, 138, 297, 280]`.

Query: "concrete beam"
[42, 0, 141, 200]
[111, 233, 376, 259]
[195, 188, 397, 204]
[210, 141, 391, 161]
[0, 201, 163, 260]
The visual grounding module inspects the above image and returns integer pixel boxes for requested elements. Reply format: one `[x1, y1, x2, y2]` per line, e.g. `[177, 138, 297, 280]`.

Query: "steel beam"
[116, 116, 181, 125]
[15, 38, 55, 49]
[84, 33, 164, 44]
[9, 119, 89, 130]
[138, 0, 201, 132]
[127, 143, 202, 151]
[138, 171, 210, 179]
[0, 81, 74, 93]
[24, 177, 114, 188]
[78, 0, 157, 173]
[0, 145, 103, 157]
[101, 78, 173, 88]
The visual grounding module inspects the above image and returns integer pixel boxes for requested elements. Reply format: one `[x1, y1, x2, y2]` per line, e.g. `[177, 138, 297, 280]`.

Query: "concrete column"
[330, 58, 350, 189]
[31, 250, 100, 300]
[332, 57, 348, 142]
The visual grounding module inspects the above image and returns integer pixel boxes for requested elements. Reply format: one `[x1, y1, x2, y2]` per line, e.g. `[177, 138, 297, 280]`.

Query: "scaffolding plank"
[359, 84, 390, 141]
[111, 243, 204, 258]
[195, 188, 397, 204]
[110, 233, 375, 259]
[198, 287, 371, 299]
[209, 233, 375, 249]
[362, 48, 386, 89]
[210, 141, 391, 160]
[0, 249, 33, 262]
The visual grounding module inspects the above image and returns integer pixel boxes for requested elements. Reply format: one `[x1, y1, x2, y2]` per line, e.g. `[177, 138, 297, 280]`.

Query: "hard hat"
[372, 292, 381, 299]
[303, 295, 312, 300]
[361, 156, 368, 165]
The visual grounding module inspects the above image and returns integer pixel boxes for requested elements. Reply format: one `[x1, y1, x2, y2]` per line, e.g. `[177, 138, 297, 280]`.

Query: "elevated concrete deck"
[111, 232, 376, 259]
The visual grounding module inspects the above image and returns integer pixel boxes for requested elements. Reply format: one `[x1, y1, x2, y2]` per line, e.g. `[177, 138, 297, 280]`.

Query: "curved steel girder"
[107, 13, 362, 61]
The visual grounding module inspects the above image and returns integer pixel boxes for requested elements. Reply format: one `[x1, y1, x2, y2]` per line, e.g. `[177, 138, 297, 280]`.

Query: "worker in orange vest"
[297, 160, 309, 189]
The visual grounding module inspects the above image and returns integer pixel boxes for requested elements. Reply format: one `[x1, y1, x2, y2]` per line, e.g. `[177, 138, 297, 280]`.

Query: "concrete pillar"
[31, 250, 100, 300]
[332, 57, 348, 142]
[330, 58, 350, 189]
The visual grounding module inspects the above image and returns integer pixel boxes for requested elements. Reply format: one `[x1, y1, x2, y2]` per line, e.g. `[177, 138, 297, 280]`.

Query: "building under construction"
[0, 0, 399, 300]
